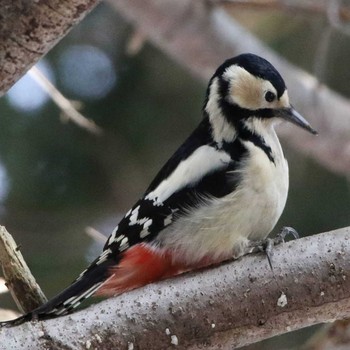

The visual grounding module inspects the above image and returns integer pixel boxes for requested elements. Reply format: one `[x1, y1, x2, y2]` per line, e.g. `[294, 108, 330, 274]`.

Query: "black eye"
[265, 91, 276, 103]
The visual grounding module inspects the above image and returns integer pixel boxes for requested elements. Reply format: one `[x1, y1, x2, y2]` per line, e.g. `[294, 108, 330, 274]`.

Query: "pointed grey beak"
[278, 106, 318, 135]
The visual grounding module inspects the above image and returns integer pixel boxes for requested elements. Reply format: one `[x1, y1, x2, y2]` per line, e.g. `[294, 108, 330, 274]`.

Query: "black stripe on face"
[238, 126, 275, 164]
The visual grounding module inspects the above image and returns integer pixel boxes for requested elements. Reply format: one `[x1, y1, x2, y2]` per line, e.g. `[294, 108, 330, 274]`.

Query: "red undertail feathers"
[95, 243, 187, 296]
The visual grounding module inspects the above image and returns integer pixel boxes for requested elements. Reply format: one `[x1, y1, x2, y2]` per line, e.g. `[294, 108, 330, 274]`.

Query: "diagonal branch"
[0, 0, 101, 96]
[0, 227, 349, 349]
[211, 0, 350, 23]
[28, 67, 103, 136]
[0, 226, 47, 314]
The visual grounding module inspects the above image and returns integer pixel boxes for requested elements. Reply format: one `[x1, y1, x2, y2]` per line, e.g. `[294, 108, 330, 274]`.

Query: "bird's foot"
[273, 226, 299, 245]
[249, 226, 300, 270]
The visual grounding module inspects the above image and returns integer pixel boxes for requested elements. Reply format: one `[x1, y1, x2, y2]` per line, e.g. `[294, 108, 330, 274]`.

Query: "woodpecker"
[1, 53, 316, 326]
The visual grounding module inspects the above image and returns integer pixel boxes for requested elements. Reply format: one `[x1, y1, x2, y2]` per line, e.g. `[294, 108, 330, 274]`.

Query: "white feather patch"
[145, 145, 231, 205]
[205, 77, 236, 144]
[140, 228, 151, 238]
[108, 225, 119, 245]
[164, 214, 173, 226]
[143, 219, 152, 228]
[119, 237, 130, 251]
[129, 206, 140, 224]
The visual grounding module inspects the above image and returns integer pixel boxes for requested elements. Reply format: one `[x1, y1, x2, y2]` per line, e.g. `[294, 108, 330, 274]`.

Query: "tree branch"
[0, 227, 349, 349]
[212, 0, 350, 23]
[0, 0, 101, 96]
[0, 226, 47, 313]
[108, 0, 350, 176]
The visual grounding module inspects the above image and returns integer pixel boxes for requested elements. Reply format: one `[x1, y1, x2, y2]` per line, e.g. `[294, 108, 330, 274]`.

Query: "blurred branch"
[211, 0, 350, 22]
[85, 226, 106, 243]
[125, 29, 146, 56]
[108, 0, 350, 177]
[302, 320, 350, 350]
[0, 227, 350, 349]
[327, 0, 350, 36]
[0, 0, 101, 97]
[0, 226, 47, 314]
[29, 67, 103, 136]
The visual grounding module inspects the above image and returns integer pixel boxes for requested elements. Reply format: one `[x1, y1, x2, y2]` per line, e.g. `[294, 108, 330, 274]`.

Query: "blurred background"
[0, 1, 349, 348]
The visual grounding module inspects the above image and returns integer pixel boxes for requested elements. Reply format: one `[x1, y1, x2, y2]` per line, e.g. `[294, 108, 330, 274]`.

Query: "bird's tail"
[0, 256, 116, 327]
[0, 244, 185, 327]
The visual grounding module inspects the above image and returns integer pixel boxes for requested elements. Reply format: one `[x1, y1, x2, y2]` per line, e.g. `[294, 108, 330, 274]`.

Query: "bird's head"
[204, 53, 317, 142]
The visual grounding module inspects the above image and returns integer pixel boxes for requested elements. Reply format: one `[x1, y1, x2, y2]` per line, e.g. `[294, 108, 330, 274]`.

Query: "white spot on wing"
[164, 214, 173, 226]
[129, 206, 140, 224]
[146, 145, 231, 204]
[139, 219, 153, 239]
[119, 237, 130, 251]
[116, 235, 125, 242]
[108, 225, 119, 245]
[140, 228, 150, 238]
[74, 283, 103, 304]
[96, 248, 112, 265]
[143, 219, 152, 228]
[63, 296, 77, 306]
[120, 237, 128, 246]
[53, 281, 103, 316]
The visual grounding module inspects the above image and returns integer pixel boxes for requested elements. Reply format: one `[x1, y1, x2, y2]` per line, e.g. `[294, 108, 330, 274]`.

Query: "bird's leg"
[249, 226, 300, 270]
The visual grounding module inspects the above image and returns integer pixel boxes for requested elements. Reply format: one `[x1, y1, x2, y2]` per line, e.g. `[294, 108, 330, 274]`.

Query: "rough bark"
[0, 227, 349, 349]
[0, 226, 47, 313]
[0, 0, 101, 96]
[108, 0, 350, 176]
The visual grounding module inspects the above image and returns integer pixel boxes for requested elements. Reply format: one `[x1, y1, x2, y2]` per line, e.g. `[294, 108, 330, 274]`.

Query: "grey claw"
[248, 227, 299, 271]
[275, 226, 299, 244]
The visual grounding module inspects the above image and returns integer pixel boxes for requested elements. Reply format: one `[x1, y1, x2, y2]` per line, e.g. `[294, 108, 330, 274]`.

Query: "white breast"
[157, 126, 289, 266]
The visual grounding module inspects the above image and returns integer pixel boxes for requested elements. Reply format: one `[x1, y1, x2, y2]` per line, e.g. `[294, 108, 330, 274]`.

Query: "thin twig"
[126, 29, 146, 56]
[85, 226, 107, 244]
[28, 66, 103, 136]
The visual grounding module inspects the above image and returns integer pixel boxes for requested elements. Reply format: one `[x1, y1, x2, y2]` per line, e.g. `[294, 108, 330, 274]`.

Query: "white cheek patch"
[205, 77, 236, 143]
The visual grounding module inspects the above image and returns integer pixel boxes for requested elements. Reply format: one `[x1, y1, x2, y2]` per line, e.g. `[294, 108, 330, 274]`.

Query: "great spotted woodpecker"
[1, 53, 316, 326]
